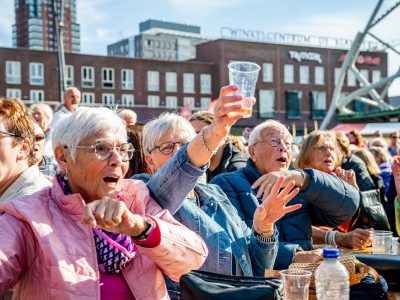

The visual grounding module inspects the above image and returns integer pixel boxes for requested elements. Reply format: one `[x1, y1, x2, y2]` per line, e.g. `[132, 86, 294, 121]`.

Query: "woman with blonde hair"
[295, 130, 371, 250]
[352, 148, 386, 204]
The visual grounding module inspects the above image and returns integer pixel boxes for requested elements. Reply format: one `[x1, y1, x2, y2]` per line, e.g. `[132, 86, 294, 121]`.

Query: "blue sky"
[1, 0, 399, 94]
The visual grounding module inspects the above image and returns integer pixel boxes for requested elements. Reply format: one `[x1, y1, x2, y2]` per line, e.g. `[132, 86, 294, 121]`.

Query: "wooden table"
[311, 237, 400, 299]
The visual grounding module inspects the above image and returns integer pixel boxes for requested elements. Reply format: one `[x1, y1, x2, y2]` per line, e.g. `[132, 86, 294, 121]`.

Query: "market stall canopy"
[331, 123, 400, 135]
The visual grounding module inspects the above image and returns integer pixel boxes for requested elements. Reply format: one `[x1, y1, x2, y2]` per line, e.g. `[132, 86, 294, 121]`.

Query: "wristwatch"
[132, 216, 155, 241]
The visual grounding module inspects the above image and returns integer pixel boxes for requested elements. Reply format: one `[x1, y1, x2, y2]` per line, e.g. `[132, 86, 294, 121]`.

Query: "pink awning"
[330, 123, 366, 132]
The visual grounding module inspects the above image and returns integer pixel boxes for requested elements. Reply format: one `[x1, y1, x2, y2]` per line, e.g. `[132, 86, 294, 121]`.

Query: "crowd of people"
[0, 85, 399, 299]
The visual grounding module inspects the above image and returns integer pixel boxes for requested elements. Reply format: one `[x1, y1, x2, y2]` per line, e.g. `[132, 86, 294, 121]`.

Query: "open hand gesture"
[253, 176, 301, 235]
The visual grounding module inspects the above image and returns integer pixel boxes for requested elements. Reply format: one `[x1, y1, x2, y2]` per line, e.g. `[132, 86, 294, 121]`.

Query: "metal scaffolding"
[320, 0, 400, 129]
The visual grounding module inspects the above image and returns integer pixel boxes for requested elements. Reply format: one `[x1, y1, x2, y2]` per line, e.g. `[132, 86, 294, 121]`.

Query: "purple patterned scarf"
[57, 175, 136, 273]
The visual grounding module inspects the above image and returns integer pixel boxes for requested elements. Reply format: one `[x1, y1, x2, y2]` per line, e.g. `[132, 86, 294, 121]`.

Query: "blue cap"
[323, 248, 340, 258]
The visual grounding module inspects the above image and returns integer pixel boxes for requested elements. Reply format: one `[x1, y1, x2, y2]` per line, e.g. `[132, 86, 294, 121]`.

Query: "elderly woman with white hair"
[0, 106, 208, 299]
[30, 103, 54, 158]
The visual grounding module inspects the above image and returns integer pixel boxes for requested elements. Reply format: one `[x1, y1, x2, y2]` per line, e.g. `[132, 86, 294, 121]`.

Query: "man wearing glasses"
[0, 98, 51, 201]
[211, 120, 360, 269]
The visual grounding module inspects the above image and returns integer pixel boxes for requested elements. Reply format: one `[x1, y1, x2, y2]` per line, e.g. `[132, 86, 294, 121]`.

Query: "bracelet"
[200, 127, 217, 155]
[326, 230, 338, 247]
[252, 226, 275, 243]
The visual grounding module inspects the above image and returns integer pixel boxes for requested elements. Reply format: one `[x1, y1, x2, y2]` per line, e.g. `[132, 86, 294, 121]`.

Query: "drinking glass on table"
[280, 269, 312, 300]
[228, 61, 260, 118]
[371, 230, 392, 254]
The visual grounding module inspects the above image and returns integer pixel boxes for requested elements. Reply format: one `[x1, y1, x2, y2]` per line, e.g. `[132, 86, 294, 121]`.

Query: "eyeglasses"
[391, 136, 399, 139]
[314, 145, 335, 154]
[253, 138, 292, 148]
[0, 130, 17, 137]
[35, 134, 45, 142]
[149, 141, 184, 155]
[65, 141, 135, 162]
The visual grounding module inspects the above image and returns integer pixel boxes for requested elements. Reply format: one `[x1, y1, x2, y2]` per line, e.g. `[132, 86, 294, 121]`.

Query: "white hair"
[52, 106, 127, 160]
[369, 137, 388, 150]
[142, 112, 196, 155]
[119, 109, 137, 123]
[30, 103, 53, 123]
[248, 120, 291, 145]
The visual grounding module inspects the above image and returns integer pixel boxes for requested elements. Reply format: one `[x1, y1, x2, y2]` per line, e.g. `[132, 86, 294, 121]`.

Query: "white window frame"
[102, 93, 115, 106]
[82, 92, 95, 106]
[166, 96, 177, 108]
[6, 88, 21, 99]
[311, 91, 327, 119]
[262, 63, 273, 83]
[334, 68, 341, 86]
[200, 97, 211, 110]
[259, 89, 275, 117]
[148, 95, 160, 108]
[121, 69, 134, 90]
[65, 65, 74, 87]
[183, 97, 195, 110]
[147, 71, 159, 91]
[200, 74, 211, 94]
[81, 66, 95, 88]
[284, 64, 294, 84]
[121, 94, 134, 107]
[165, 72, 177, 92]
[6, 61, 21, 84]
[102, 68, 115, 89]
[360, 69, 369, 86]
[299, 65, 309, 84]
[347, 70, 356, 87]
[314, 66, 325, 85]
[183, 73, 195, 93]
[30, 90, 45, 102]
[29, 63, 44, 85]
[372, 70, 381, 83]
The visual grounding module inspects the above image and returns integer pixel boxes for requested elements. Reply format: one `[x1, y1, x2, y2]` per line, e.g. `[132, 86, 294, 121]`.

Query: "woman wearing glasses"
[0, 97, 51, 202]
[295, 130, 371, 250]
[0, 106, 208, 299]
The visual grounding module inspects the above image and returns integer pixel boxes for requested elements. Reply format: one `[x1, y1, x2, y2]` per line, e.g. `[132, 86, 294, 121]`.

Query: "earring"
[63, 172, 68, 181]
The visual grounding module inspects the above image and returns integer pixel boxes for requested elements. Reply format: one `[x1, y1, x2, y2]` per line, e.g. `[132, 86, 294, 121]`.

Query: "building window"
[262, 63, 273, 83]
[122, 94, 134, 107]
[286, 91, 302, 118]
[6, 89, 21, 99]
[65, 65, 74, 87]
[259, 89, 275, 118]
[183, 73, 195, 93]
[314, 66, 324, 85]
[334, 68, 341, 86]
[310, 91, 327, 119]
[121, 69, 134, 90]
[347, 70, 356, 87]
[82, 92, 95, 106]
[30, 90, 45, 102]
[166, 96, 177, 108]
[372, 70, 381, 83]
[29, 63, 44, 85]
[200, 97, 211, 110]
[147, 71, 159, 91]
[102, 68, 115, 89]
[102, 93, 115, 106]
[165, 72, 177, 92]
[81, 66, 94, 88]
[183, 97, 195, 110]
[6, 61, 21, 84]
[200, 74, 211, 94]
[360, 69, 369, 81]
[148, 95, 160, 108]
[284, 64, 294, 84]
[299, 66, 309, 84]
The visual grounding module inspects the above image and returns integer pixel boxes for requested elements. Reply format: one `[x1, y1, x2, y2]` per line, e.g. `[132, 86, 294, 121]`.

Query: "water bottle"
[315, 248, 349, 300]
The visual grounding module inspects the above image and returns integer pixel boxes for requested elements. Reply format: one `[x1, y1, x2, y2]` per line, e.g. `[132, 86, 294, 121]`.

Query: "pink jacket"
[0, 179, 208, 300]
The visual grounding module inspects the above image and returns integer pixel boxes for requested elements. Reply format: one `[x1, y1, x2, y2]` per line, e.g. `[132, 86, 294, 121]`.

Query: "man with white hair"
[119, 109, 137, 126]
[50, 87, 81, 129]
[30, 103, 54, 158]
[211, 120, 360, 269]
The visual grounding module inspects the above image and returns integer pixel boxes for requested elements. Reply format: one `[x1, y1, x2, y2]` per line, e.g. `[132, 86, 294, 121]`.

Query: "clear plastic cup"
[280, 269, 312, 300]
[228, 61, 260, 118]
[371, 230, 393, 254]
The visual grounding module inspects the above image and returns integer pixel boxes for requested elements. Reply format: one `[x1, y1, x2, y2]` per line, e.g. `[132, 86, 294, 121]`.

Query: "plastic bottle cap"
[322, 248, 339, 258]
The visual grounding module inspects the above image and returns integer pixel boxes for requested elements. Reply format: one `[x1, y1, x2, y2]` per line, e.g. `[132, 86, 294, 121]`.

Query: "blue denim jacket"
[133, 145, 278, 277]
